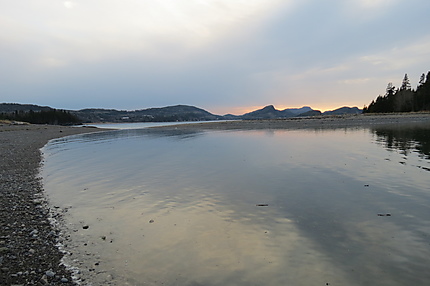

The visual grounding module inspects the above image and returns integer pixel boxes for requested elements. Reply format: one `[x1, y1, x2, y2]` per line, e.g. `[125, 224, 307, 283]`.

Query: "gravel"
[165, 113, 430, 130]
[0, 123, 104, 286]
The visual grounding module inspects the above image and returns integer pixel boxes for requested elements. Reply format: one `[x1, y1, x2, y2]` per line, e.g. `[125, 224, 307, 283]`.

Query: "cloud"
[359, 36, 430, 80]
[63, 1, 77, 9]
[37, 57, 68, 68]
[0, 0, 429, 113]
[25, 1, 286, 62]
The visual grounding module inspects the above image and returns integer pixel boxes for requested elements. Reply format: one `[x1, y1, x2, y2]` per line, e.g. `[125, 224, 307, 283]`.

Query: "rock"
[45, 270, 56, 277]
[82, 225, 89, 229]
[60, 277, 69, 283]
[0, 247, 9, 254]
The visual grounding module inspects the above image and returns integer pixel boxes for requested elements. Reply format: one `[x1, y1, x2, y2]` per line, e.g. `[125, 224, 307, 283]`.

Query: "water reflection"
[373, 125, 430, 172]
[42, 127, 430, 286]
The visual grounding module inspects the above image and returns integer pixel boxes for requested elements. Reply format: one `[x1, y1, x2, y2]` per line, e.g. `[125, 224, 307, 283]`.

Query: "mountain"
[323, 106, 362, 115]
[241, 105, 293, 120]
[298, 110, 322, 117]
[286, 106, 313, 115]
[73, 105, 221, 123]
[242, 105, 295, 119]
[239, 105, 362, 119]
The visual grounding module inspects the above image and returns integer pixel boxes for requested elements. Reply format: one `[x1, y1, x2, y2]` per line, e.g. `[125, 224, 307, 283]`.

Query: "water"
[84, 121, 229, 130]
[41, 125, 430, 286]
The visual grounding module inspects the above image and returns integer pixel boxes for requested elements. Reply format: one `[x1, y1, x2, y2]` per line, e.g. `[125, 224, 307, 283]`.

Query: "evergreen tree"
[419, 73, 426, 86]
[386, 82, 396, 96]
[416, 71, 430, 110]
[364, 70, 430, 113]
[400, 73, 411, 90]
[0, 109, 82, 125]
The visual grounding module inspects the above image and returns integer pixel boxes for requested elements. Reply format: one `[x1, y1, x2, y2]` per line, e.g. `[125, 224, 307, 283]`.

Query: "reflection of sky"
[43, 127, 430, 285]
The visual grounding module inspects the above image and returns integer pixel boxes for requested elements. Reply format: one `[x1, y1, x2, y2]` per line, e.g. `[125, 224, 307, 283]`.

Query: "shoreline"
[0, 124, 107, 286]
[1, 113, 429, 285]
[161, 113, 430, 130]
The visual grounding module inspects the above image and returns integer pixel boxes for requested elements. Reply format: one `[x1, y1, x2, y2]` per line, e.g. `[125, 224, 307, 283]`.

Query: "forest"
[0, 109, 81, 125]
[363, 71, 430, 113]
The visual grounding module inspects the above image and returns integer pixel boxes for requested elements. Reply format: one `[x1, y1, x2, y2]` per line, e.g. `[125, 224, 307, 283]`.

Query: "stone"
[45, 270, 56, 277]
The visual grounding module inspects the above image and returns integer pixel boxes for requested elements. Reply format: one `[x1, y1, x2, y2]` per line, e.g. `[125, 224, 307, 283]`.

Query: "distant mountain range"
[0, 103, 362, 123]
[239, 105, 361, 120]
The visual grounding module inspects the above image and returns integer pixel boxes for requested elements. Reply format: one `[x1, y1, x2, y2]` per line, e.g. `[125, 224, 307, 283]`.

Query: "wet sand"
[1, 113, 430, 285]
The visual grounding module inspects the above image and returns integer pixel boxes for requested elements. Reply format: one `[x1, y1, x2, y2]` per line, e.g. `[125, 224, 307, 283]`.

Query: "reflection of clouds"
[337, 216, 430, 285]
[62, 192, 352, 285]
[44, 128, 430, 285]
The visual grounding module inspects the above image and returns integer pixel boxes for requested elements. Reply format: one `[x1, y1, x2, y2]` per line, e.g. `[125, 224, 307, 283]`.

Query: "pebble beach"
[0, 123, 104, 285]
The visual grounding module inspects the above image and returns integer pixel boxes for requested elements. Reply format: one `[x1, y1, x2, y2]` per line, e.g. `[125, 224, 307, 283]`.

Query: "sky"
[1, 0, 430, 115]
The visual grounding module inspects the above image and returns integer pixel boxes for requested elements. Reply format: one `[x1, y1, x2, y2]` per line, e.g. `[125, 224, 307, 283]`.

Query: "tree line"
[0, 109, 82, 125]
[363, 71, 430, 113]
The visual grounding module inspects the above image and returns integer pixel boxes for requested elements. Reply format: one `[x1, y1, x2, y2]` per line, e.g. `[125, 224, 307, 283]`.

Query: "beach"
[1, 113, 430, 285]
[0, 123, 104, 285]
[164, 113, 430, 130]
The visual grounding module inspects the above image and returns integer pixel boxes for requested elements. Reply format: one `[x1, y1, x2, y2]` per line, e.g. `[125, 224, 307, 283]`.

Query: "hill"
[240, 105, 361, 120]
[323, 107, 362, 115]
[73, 105, 221, 123]
[242, 105, 295, 119]
[0, 103, 53, 113]
[0, 103, 363, 124]
[0, 103, 81, 125]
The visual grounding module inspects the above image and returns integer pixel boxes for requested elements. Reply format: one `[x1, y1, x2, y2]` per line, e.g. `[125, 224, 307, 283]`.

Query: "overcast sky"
[1, 0, 429, 115]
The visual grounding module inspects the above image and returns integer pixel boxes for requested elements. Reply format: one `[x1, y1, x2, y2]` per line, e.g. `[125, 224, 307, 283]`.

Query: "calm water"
[84, 121, 228, 130]
[41, 126, 430, 286]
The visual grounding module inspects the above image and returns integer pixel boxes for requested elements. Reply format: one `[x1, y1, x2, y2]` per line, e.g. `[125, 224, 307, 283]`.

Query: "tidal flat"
[41, 117, 430, 286]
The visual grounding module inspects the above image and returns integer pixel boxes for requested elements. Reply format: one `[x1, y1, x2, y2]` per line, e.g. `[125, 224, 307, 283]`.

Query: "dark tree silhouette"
[419, 73, 426, 86]
[0, 109, 82, 125]
[364, 70, 430, 113]
[400, 73, 411, 90]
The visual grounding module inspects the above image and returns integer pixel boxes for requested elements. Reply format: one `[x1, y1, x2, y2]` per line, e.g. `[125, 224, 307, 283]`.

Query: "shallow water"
[84, 120, 227, 130]
[42, 126, 430, 286]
